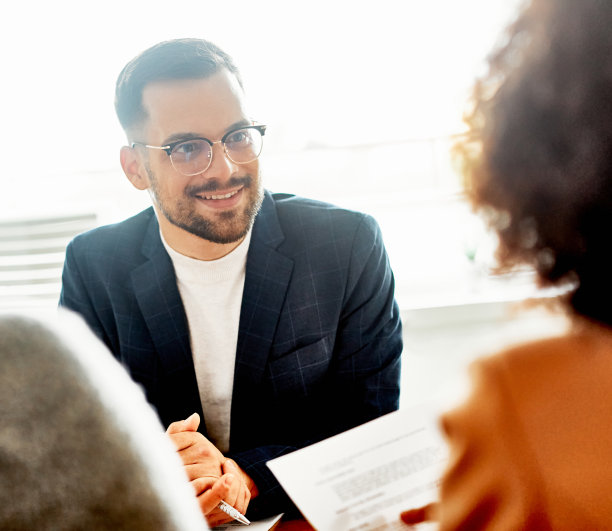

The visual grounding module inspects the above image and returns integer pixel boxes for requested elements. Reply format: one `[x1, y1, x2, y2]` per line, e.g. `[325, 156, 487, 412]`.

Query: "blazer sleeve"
[59, 240, 110, 350]
[332, 213, 403, 427]
[229, 214, 403, 519]
[438, 358, 548, 530]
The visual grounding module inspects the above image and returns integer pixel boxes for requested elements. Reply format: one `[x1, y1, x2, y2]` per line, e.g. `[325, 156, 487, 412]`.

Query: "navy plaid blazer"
[60, 190, 402, 518]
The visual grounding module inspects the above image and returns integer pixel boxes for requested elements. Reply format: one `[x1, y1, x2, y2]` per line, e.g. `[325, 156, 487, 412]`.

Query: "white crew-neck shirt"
[161, 230, 251, 453]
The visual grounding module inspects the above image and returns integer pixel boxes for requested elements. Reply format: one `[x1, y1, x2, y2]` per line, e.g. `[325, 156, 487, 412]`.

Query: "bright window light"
[0, 0, 525, 309]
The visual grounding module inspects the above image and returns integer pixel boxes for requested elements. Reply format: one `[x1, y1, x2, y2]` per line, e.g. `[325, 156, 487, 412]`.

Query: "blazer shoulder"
[70, 207, 156, 251]
[269, 192, 378, 238]
[270, 191, 363, 217]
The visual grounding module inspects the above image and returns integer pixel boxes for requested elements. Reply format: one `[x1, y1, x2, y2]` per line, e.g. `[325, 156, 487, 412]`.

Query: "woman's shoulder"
[441, 323, 612, 528]
[441, 324, 612, 453]
[480, 323, 612, 387]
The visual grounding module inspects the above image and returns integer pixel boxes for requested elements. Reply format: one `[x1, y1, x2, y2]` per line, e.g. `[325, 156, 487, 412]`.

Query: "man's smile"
[192, 186, 245, 210]
[195, 188, 241, 200]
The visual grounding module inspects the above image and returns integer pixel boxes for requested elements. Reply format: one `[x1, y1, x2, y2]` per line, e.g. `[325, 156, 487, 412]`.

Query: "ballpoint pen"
[217, 500, 251, 525]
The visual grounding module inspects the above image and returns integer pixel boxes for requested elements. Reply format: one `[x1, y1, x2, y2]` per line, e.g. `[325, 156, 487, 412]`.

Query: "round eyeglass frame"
[131, 124, 267, 176]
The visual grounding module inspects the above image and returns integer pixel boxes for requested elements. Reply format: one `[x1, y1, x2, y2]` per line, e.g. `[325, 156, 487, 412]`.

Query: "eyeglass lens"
[170, 127, 263, 176]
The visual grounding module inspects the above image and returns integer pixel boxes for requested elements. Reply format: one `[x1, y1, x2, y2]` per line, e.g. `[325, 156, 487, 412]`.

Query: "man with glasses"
[60, 38, 402, 524]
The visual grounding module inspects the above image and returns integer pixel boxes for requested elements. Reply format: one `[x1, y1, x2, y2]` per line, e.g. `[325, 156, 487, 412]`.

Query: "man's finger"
[198, 474, 235, 516]
[222, 459, 250, 513]
[172, 435, 225, 463]
[183, 463, 224, 482]
[190, 475, 220, 496]
[166, 412, 200, 435]
[167, 430, 206, 453]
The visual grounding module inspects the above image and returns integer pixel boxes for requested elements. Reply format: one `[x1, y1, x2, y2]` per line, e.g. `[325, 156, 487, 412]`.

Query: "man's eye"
[173, 140, 207, 157]
[226, 130, 251, 145]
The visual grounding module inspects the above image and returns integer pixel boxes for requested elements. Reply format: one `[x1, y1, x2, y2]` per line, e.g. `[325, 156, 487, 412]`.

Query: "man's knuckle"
[195, 445, 213, 458]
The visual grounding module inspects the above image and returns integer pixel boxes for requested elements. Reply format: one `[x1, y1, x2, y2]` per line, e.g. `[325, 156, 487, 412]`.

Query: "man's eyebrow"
[161, 132, 202, 146]
[226, 119, 252, 131]
[161, 120, 253, 146]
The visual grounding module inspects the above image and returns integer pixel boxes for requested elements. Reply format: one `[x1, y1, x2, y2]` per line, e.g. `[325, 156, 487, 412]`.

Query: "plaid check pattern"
[60, 190, 403, 518]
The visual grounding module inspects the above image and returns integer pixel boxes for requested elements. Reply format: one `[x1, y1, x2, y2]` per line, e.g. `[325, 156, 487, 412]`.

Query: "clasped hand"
[166, 413, 253, 527]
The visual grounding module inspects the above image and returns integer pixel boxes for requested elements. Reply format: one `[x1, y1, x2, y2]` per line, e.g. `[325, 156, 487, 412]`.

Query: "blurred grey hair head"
[0, 309, 207, 531]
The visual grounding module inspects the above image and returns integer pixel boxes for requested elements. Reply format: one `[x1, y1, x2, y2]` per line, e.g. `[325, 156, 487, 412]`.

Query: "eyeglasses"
[132, 124, 266, 176]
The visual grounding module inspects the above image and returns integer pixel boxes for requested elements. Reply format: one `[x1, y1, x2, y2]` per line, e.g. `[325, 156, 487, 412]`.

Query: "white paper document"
[267, 406, 446, 530]
[212, 512, 283, 530]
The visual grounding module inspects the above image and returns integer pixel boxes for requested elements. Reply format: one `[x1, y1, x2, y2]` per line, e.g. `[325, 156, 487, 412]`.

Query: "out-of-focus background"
[0, 0, 568, 407]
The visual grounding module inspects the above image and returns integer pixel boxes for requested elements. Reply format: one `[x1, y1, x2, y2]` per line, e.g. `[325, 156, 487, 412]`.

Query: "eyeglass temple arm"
[131, 142, 172, 156]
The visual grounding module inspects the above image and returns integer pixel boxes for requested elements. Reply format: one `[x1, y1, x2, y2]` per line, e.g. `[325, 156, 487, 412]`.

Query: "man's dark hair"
[115, 38, 243, 135]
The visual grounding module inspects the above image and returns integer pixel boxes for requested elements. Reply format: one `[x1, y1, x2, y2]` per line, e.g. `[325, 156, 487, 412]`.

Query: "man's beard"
[147, 167, 264, 244]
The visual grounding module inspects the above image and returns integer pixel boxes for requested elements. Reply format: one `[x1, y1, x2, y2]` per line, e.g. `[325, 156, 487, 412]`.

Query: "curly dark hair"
[456, 0, 612, 326]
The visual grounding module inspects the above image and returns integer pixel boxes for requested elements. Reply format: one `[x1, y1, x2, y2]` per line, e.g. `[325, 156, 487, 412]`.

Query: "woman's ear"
[120, 146, 150, 190]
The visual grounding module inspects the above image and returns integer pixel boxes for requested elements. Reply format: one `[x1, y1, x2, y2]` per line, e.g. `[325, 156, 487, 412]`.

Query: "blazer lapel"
[234, 193, 294, 390]
[130, 214, 203, 425]
[131, 215, 194, 374]
[231, 194, 293, 447]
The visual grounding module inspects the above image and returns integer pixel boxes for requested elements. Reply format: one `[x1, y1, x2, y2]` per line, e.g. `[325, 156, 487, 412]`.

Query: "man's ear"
[120, 146, 150, 190]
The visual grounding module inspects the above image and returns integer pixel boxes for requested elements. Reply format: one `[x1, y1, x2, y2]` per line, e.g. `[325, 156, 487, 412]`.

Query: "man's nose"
[204, 141, 237, 178]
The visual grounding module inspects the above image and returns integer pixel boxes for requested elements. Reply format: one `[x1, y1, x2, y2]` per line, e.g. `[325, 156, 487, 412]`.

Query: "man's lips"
[192, 186, 244, 208]
[195, 187, 241, 200]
